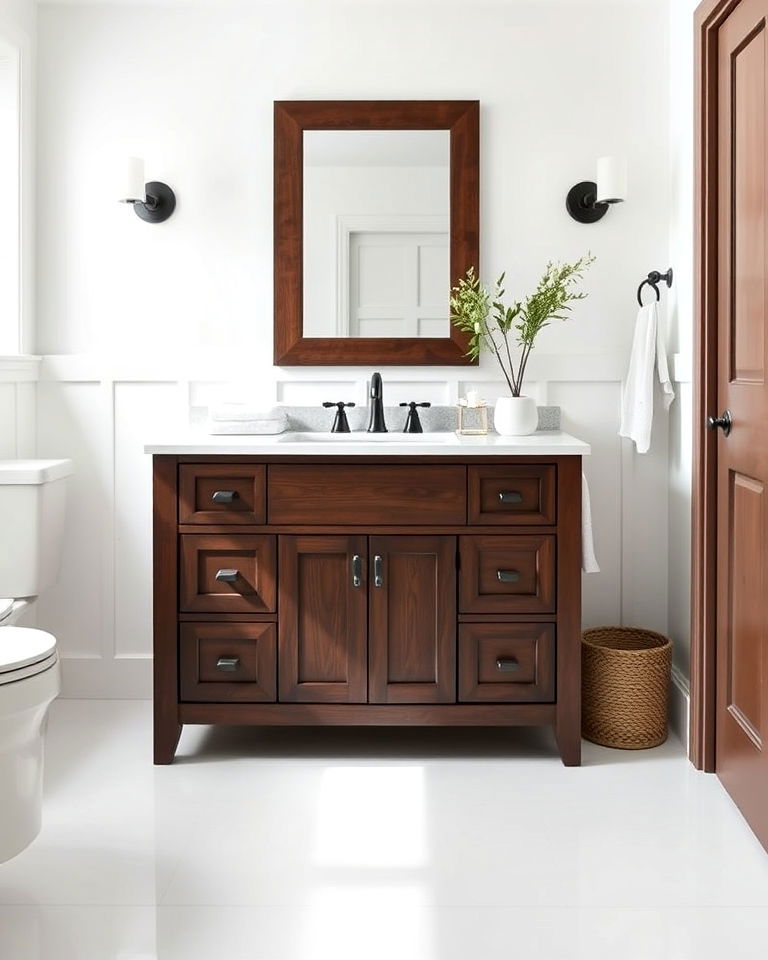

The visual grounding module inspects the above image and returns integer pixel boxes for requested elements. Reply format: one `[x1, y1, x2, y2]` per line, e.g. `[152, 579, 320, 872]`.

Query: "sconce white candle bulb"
[118, 156, 176, 223]
[119, 156, 146, 204]
[596, 155, 627, 205]
[566, 155, 628, 222]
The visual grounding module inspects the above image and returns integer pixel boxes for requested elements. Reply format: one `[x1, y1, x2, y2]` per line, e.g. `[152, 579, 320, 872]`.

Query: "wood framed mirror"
[274, 100, 479, 365]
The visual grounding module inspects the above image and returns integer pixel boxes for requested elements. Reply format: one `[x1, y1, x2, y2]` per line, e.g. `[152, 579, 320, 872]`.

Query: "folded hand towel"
[210, 403, 283, 422]
[208, 418, 287, 435]
[619, 301, 675, 454]
[582, 472, 600, 574]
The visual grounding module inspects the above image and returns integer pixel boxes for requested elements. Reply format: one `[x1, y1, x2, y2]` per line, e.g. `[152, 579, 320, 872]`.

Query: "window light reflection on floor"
[313, 766, 427, 868]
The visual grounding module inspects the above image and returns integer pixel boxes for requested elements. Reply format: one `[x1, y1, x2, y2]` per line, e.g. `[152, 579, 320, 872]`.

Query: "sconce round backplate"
[566, 180, 608, 224]
[134, 181, 176, 223]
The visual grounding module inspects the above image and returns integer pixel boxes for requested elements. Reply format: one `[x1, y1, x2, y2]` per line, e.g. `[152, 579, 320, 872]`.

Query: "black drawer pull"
[215, 569, 239, 583]
[496, 657, 519, 672]
[212, 490, 238, 504]
[498, 491, 523, 504]
[216, 656, 240, 672]
[496, 569, 521, 583]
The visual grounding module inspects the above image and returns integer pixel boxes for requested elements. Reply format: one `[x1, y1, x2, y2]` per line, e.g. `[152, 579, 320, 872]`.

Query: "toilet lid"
[0, 627, 57, 673]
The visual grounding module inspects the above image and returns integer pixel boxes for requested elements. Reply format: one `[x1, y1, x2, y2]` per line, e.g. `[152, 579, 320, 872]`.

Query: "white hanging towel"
[582, 472, 600, 574]
[619, 301, 675, 453]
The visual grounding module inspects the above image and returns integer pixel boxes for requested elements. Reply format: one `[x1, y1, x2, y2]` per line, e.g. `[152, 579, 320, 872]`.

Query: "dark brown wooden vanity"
[152, 453, 583, 765]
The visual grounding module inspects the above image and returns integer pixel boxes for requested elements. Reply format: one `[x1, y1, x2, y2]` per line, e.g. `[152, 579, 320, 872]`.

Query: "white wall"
[0, 0, 35, 355]
[33, 0, 674, 698]
[0, 0, 37, 459]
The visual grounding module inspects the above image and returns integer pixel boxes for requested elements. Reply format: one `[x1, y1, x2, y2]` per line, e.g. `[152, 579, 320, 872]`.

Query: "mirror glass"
[302, 130, 450, 339]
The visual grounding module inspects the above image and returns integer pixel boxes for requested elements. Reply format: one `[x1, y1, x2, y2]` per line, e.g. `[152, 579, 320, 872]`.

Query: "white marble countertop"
[145, 431, 590, 456]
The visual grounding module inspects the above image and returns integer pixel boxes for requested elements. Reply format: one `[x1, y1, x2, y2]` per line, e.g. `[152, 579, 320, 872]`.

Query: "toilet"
[0, 459, 73, 863]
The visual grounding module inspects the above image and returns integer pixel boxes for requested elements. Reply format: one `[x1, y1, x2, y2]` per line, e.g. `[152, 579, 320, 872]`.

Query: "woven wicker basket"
[581, 626, 672, 749]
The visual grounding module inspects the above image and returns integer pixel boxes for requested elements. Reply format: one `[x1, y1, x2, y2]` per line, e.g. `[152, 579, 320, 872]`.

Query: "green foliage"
[450, 254, 595, 396]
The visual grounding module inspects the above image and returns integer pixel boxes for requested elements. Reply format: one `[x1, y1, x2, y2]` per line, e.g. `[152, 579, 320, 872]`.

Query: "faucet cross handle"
[322, 401, 355, 434]
[399, 401, 431, 434]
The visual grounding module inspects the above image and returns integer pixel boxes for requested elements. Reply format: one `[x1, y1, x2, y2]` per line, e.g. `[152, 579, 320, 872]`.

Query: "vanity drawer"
[180, 622, 277, 702]
[459, 535, 555, 614]
[458, 623, 555, 702]
[180, 534, 277, 613]
[268, 465, 466, 525]
[468, 465, 556, 525]
[179, 464, 266, 525]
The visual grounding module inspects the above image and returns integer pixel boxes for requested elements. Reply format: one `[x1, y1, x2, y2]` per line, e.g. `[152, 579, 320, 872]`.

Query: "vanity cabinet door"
[368, 535, 457, 703]
[278, 535, 368, 703]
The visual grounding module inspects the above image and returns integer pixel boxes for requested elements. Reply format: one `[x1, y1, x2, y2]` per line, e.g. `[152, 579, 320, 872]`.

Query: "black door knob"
[707, 410, 732, 437]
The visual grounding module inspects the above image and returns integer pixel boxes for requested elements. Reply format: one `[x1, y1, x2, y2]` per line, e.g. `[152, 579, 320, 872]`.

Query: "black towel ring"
[637, 268, 673, 307]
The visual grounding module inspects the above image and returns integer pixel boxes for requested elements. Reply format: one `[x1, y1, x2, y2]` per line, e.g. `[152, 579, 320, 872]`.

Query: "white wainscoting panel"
[32, 357, 674, 699]
[114, 382, 181, 660]
[550, 380, 624, 628]
[36, 380, 105, 664]
[0, 357, 39, 458]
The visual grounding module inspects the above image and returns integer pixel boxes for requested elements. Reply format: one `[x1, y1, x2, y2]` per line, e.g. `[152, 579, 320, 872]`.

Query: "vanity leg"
[555, 721, 582, 767]
[154, 716, 182, 765]
[555, 456, 583, 767]
[153, 455, 181, 765]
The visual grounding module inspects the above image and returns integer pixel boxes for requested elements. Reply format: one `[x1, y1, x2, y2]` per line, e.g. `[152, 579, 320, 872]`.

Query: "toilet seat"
[0, 627, 58, 686]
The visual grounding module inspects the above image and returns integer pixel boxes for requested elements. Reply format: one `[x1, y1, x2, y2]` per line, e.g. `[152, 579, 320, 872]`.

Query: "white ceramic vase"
[493, 395, 538, 436]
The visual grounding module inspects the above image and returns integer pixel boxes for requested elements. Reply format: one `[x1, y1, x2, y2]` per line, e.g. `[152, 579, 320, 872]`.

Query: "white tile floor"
[1, 701, 768, 959]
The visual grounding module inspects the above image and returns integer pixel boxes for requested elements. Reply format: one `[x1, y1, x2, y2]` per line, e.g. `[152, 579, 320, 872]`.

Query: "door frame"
[690, 0, 743, 771]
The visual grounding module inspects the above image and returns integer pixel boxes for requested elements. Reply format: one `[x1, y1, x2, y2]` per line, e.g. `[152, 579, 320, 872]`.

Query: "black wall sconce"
[118, 157, 176, 223]
[566, 155, 627, 223]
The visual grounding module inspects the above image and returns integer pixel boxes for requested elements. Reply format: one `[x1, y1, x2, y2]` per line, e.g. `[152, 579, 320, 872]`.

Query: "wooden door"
[368, 535, 456, 703]
[279, 536, 367, 702]
[714, 0, 768, 848]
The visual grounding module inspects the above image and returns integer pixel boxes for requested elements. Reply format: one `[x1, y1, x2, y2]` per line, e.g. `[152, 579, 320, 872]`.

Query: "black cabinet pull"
[212, 490, 238, 504]
[498, 491, 523, 504]
[373, 555, 384, 587]
[496, 657, 519, 672]
[496, 570, 520, 583]
[215, 569, 239, 583]
[352, 554, 362, 587]
[216, 657, 240, 672]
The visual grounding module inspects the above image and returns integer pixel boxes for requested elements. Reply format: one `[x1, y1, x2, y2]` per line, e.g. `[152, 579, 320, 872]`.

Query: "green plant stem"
[486, 326, 515, 394]
[502, 331, 520, 396]
[517, 343, 533, 394]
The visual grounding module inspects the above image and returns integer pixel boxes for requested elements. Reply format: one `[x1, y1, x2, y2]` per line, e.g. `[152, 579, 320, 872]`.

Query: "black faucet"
[367, 372, 388, 433]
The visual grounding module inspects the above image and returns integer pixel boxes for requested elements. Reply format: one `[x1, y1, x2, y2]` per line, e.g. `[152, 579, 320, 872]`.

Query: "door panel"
[715, 0, 768, 849]
[279, 535, 367, 702]
[368, 535, 456, 703]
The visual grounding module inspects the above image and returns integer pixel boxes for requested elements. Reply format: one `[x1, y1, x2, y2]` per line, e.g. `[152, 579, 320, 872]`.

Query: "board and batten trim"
[26, 353, 672, 700]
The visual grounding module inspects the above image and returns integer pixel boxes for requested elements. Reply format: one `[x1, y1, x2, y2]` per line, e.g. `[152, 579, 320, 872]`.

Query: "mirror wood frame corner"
[273, 99, 479, 366]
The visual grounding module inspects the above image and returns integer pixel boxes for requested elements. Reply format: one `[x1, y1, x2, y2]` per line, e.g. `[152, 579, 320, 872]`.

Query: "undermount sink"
[278, 431, 453, 444]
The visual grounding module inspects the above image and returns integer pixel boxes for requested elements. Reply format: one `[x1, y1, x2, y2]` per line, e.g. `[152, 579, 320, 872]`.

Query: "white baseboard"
[669, 664, 690, 752]
[59, 654, 694, 755]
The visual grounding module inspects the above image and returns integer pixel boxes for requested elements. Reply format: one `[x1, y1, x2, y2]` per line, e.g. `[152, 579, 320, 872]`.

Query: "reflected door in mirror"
[303, 130, 450, 339]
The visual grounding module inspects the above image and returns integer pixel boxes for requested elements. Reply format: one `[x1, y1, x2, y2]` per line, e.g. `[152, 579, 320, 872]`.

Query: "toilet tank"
[0, 460, 74, 598]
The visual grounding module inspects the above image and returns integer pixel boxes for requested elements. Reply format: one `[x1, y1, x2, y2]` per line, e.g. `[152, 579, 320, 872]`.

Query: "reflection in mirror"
[303, 130, 450, 339]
